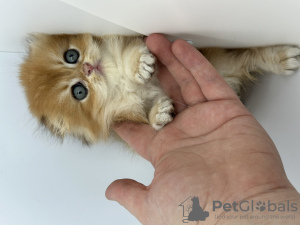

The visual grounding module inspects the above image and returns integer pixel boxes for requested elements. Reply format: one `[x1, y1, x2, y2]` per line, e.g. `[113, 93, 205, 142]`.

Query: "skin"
[106, 34, 300, 225]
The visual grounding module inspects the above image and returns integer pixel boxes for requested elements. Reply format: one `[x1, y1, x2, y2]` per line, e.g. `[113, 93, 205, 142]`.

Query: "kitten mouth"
[95, 63, 103, 75]
[83, 61, 103, 76]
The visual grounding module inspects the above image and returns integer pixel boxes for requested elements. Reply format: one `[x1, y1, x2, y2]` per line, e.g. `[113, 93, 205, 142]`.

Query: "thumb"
[113, 122, 157, 162]
[106, 179, 149, 222]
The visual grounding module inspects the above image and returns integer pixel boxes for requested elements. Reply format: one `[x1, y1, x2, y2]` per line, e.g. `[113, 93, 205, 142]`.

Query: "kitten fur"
[20, 33, 300, 144]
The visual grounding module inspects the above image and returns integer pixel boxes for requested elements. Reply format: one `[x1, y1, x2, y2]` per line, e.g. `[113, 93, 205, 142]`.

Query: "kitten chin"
[20, 33, 300, 145]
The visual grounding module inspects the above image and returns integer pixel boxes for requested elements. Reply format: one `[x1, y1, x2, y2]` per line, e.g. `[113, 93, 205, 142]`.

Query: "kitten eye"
[71, 82, 88, 101]
[64, 49, 79, 64]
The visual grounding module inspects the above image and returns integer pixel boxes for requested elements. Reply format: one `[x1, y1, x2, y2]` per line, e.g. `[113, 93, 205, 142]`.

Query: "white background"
[0, 0, 300, 225]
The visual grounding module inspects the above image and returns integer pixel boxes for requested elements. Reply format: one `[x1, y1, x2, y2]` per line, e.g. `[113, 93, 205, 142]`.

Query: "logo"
[179, 197, 298, 223]
[179, 196, 209, 223]
[212, 200, 298, 212]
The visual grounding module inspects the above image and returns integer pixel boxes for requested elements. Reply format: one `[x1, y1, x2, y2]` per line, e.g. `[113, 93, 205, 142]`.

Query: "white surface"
[0, 0, 137, 52]
[60, 0, 300, 47]
[245, 72, 300, 192]
[2, 0, 300, 52]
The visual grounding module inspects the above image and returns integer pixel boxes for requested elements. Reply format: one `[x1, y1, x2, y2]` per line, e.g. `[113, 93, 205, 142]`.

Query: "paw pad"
[135, 52, 156, 84]
[277, 46, 300, 75]
[151, 97, 175, 130]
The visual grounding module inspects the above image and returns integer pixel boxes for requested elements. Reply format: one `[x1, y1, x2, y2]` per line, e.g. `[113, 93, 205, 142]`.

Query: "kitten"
[20, 33, 300, 144]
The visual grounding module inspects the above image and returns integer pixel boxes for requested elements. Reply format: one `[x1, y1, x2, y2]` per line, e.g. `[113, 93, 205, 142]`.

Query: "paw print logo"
[256, 201, 266, 211]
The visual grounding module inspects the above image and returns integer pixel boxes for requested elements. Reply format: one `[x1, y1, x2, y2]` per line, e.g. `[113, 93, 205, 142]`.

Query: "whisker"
[172, 100, 188, 107]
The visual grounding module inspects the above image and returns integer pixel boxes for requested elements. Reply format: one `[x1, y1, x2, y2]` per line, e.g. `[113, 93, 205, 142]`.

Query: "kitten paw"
[275, 46, 300, 75]
[135, 49, 156, 84]
[150, 97, 174, 130]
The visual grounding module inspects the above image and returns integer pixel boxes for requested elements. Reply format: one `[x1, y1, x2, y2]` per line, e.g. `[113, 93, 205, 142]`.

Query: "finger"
[146, 34, 207, 105]
[106, 179, 148, 224]
[172, 39, 239, 101]
[156, 65, 187, 112]
[113, 122, 156, 161]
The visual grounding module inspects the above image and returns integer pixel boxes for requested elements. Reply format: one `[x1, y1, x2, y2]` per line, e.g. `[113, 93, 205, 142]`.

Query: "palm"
[141, 100, 285, 224]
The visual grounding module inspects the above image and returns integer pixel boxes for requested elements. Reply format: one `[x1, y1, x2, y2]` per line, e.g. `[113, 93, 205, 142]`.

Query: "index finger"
[146, 34, 207, 106]
[172, 40, 239, 101]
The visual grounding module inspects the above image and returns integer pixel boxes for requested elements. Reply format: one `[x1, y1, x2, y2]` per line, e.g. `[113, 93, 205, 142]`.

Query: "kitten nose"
[83, 63, 94, 76]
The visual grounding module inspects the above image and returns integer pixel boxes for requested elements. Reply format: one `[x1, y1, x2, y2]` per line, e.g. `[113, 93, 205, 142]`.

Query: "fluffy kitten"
[20, 33, 300, 144]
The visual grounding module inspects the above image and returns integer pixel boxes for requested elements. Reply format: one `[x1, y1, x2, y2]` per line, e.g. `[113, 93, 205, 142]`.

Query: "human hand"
[106, 34, 300, 225]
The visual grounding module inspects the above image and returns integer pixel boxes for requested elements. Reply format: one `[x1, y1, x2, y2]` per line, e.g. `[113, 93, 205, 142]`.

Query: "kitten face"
[20, 33, 108, 144]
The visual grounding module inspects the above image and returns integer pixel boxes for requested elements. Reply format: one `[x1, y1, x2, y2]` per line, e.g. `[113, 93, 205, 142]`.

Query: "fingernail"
[185, 40, 194, 45]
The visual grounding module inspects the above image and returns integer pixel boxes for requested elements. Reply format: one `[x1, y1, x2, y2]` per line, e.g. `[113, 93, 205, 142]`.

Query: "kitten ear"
[24, 33, 44, 53]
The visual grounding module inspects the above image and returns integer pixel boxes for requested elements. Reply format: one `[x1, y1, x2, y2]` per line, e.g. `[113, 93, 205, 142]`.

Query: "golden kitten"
[20, 33, 300, 144]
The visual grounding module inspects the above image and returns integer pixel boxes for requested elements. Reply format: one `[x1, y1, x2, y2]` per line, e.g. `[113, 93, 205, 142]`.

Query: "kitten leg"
[201, 46, 300, 95]
[254, 45, 300, 75]
[134, 47, 156, 84]
[149, 96, 174, 130]
[202, 46, 300, 76]
[118, 36, 156, 85]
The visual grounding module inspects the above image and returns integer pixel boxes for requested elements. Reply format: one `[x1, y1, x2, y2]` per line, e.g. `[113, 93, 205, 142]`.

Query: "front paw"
[274, 46, 300, 75]
[135, 48, 156, 84]
[149, 97, 174, 130]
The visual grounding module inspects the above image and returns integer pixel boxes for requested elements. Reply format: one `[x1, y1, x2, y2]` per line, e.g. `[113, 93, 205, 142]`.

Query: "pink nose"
[83, 63, 95, 76]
